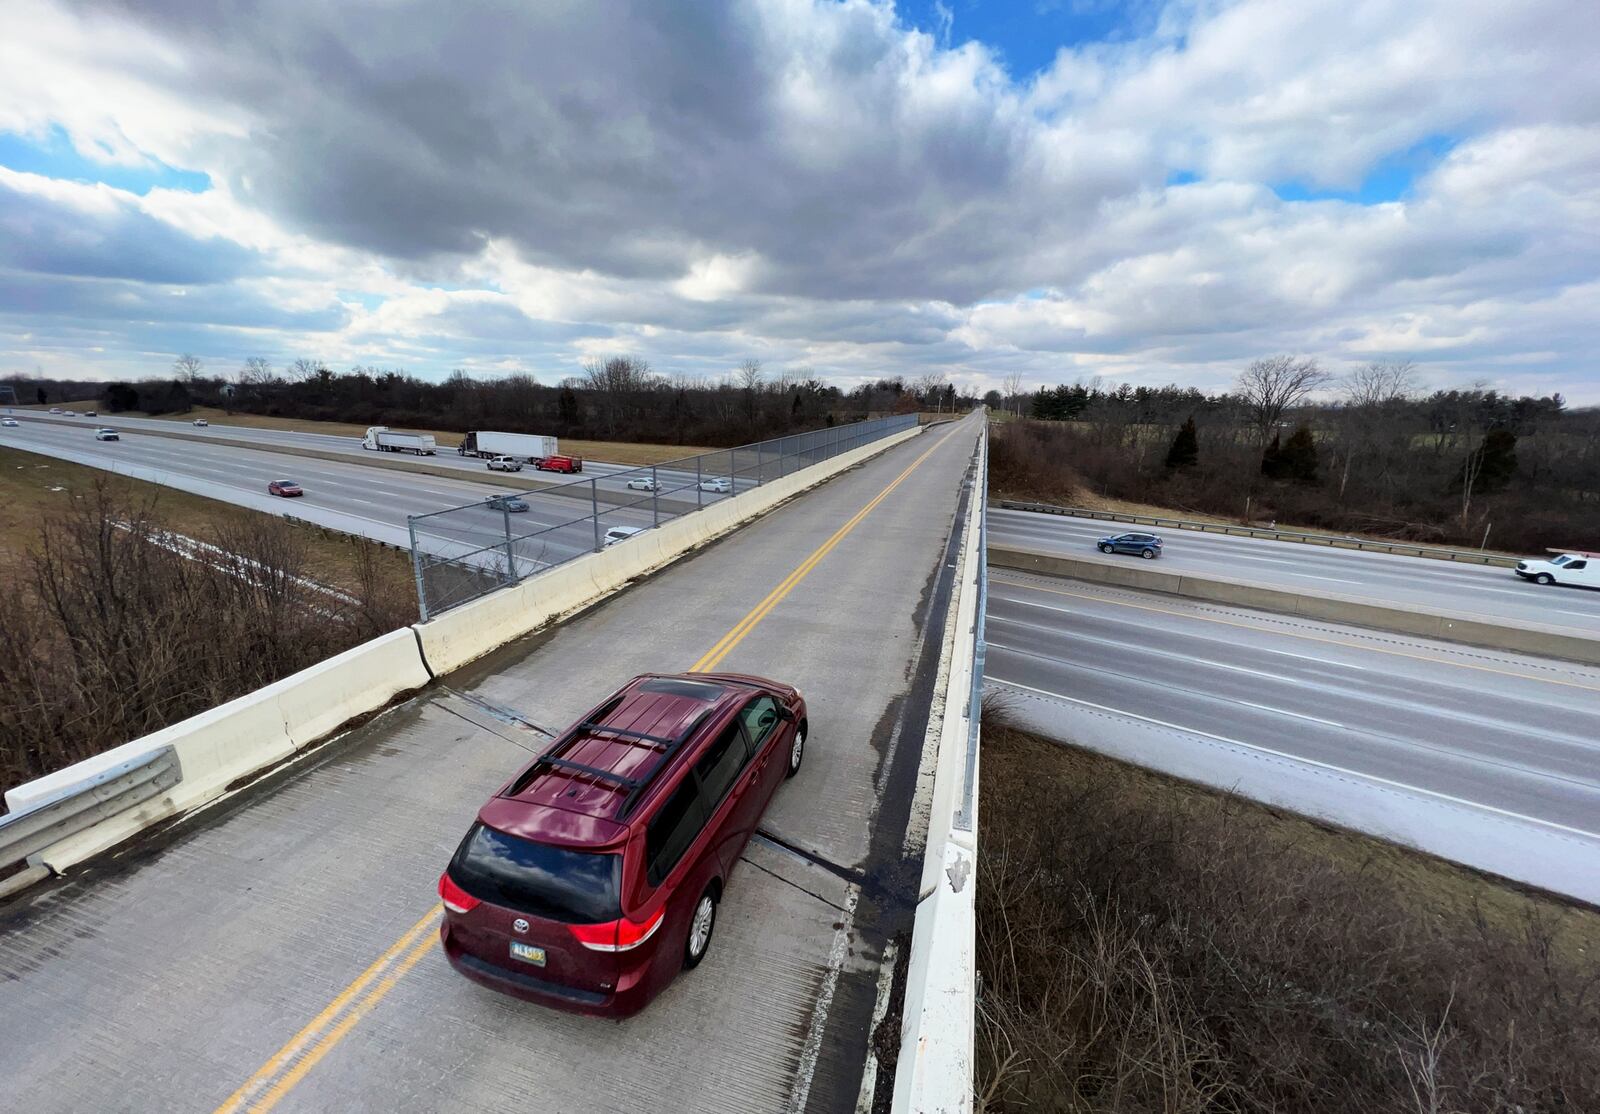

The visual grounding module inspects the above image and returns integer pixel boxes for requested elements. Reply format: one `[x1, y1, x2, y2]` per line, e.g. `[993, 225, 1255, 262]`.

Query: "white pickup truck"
[1514, 551, 1600, 588]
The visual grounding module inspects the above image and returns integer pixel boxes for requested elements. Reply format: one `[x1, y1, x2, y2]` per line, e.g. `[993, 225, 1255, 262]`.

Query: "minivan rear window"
[450, 823, 621, 924]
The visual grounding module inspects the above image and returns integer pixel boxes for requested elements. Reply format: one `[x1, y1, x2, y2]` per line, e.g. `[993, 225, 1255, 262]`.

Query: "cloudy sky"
[1, 0, 1596, 401]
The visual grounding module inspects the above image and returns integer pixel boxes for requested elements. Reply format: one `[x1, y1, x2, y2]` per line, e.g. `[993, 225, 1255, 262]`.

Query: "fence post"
[591, 479, 602, 552]
[696, 455, 703, 509]
[408, 516, 430, 623]
[728, 448, 735, 493]
[652, 465, 659, 527]
[755, 440, 763, 486]
[502, 504, 516, 583]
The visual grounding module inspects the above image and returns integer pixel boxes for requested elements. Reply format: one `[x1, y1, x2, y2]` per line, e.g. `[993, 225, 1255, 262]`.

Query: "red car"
[267, 480, 303, 497]
[438, 672, 807, 1017]
[534, 454, 583, 474]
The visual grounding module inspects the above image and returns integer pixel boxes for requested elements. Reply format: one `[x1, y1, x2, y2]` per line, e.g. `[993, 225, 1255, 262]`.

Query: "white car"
[698, 477, 732, 494]
[49, 407, 62, 414]
[1514, 552, 1600, 588]
[63, 410, 78, 417]
[94, 427, 120, 441]
[602, 526, 645, 549]
[625, 476, 657, 491]
[486, 455, 523, 472]
[1, 418, 17, 427]
[193, 418, 209, 427]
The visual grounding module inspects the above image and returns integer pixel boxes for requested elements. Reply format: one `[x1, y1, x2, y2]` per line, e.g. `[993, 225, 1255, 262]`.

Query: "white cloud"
[0, 0, 1596, 401]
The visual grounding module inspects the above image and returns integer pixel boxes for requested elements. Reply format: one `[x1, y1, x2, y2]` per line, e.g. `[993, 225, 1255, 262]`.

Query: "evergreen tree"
[1458, 429, 1519, 492]
[1260, 431, 1283, 479]
[1279, 423, 1320, 484]
[1165, 416, 1199, 470]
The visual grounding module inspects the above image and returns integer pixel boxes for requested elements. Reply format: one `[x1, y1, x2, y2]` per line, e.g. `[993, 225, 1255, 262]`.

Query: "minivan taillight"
[568, 908, 665, 952]
[438, 871, 480, 915]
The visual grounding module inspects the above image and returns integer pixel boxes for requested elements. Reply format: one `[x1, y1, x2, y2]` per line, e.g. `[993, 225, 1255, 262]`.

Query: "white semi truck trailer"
[458, 431, 560, 461]
[362, 426, 437, 455]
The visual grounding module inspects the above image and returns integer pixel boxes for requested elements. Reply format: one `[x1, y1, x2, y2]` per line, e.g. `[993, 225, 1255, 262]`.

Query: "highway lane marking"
[988, 677, 1600, 842]
[990, 574, 1600, 693]
[212, 906, 442, 1113]
[690, 427, 958, 673]
[213, 423, 957, 1110]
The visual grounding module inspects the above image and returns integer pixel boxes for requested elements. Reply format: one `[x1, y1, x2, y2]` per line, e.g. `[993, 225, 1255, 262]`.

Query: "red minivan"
[438, 672, 807, 1017]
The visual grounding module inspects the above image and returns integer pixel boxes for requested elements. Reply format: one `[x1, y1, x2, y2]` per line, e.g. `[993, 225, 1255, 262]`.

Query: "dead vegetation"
[0, 481, 417, 796]
[976, 711, 1600, 1113]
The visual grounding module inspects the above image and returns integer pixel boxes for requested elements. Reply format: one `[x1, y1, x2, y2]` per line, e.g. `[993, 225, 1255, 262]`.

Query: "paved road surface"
[0, 417, 981, 1113]
[1, 418, 661, 569]
[986, 569, 1600, 901]
[988, 506, 1600, 631]
[5, 410, 760, 494]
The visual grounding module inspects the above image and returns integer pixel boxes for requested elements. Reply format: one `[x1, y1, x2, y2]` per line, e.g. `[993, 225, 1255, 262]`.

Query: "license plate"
[509, 941, 546, 966]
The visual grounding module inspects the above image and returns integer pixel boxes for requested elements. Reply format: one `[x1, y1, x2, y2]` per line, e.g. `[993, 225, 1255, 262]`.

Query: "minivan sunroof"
[638, 678, 723, 701]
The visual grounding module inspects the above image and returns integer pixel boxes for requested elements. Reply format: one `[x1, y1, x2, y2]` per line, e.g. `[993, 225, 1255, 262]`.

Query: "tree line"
[992, 357, 1596, 553]
[5, 358, 975, 448]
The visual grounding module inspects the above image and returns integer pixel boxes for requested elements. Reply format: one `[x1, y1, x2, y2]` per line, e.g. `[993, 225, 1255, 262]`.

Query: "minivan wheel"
[1141, 548, 1157, 560]
[1099, 543, 1114, 554]
[684, 888, 718, 970]
[786, 722, 807, 778]
[1535, 573, 1554, 585]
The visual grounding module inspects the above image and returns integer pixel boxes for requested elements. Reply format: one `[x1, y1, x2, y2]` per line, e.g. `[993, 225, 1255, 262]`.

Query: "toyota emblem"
[513, 918, 529, 934]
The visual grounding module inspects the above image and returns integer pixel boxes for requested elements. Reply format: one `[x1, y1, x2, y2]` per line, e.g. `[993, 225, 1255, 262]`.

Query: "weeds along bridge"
[0, 414, 986, 1113]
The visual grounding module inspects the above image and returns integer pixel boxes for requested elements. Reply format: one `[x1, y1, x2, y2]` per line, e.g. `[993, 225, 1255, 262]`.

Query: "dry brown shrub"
[976, 718, 1600, 1113]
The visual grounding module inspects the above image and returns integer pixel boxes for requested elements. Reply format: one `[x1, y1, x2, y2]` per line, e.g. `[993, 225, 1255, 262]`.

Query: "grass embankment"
[122, 407, 716, 467]
[0, 445, 407, 592]
[977, 715, 1600, 1112]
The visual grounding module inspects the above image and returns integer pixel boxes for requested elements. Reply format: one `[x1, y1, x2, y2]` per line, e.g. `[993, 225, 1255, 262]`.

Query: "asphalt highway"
[6, 409, 761, 494]
[986, 569, 1600, 901]
[0, 417, 663, 569]
[988, 506, 1600, 631]
[0, 415, 981, 1113]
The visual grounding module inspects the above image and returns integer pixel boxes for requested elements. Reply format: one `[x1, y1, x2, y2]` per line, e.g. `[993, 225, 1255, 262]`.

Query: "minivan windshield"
[450, 823, 621, 923]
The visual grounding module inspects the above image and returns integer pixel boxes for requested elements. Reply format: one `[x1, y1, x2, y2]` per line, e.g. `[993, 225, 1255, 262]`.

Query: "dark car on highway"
[267, 480, 303, 497]
[488, 494, 530, 513]
[438, 672, 808, 1017]
[1097, 531, 1163, 559]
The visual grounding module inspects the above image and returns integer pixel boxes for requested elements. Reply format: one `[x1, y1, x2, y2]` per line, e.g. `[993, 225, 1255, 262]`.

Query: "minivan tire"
[684, 887, 718, 970]
[1141, 548, 1157, 560]
[787, 721, 807, 779]
[1099, 543, 1114, 554]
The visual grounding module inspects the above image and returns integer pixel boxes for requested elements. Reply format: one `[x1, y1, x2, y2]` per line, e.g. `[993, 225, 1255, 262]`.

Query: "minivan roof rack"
[508, 702, 718, 820]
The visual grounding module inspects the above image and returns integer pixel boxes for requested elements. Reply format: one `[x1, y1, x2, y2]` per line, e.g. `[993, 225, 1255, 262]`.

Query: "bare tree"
[1343, 361, 1416, 408]
[173, 353, 204, 382]
[237, 357, 273, 386]
[582, 356, 655, 435]
[1002, 373, 1025, 418]
[1237, 355, 1331, 446]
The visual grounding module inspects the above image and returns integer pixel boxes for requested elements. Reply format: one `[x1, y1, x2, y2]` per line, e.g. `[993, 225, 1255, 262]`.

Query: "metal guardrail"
[996, 501, 1521, 567]
[0, 747, 181, 876]
[407, 414, 920, 618]
[892, 424, 986, 1114]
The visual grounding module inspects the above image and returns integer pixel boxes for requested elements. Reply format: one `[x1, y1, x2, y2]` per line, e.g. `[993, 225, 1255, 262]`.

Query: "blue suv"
[1097, 532, 1163, 559]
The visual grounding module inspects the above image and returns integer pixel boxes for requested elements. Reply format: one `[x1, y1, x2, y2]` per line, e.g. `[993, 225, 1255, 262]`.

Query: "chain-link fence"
[407, 414, 919, 619]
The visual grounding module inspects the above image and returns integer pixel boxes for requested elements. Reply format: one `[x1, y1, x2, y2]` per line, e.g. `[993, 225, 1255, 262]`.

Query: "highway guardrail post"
[407, 516, 429, 622]
[502, 504, 516, 582]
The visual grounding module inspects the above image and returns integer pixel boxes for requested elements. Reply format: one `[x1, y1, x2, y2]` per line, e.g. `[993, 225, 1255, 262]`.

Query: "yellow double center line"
[213, 423, 959, 1112]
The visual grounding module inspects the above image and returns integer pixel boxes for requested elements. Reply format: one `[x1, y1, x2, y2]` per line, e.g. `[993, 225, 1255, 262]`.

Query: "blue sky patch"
[1271, 134, 1457, 204]
[899, 0, 1147, 77]
[0, 126, 210, 195]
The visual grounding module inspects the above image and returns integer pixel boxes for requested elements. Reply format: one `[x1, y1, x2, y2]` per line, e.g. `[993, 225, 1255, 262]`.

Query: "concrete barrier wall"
[5, 629, 432, 873]
[415, 425, 926, 676]
[0, 424, 923, 888]
[988, 546, 1600, 664]
[893, 430, 985, 1114]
